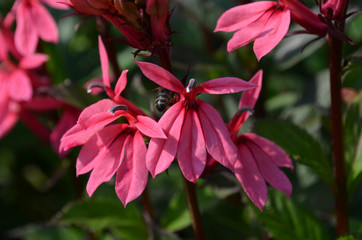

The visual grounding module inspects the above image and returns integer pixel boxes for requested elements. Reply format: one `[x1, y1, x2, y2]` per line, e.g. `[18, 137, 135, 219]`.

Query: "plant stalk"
[182, 176, 205, 240]
[328, 30, 349, 236]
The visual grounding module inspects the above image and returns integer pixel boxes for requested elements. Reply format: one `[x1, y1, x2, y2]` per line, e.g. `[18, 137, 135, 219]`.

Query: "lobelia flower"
[135, 61, 257, 183]
[227, 70, 293, 210]
[4, 0, 68, 56]
[215, 0, 327, 60]
[60, 37, 166, 205]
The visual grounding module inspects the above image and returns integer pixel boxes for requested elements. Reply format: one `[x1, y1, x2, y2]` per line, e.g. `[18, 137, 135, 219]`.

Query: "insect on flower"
[154, 88, 178, 112]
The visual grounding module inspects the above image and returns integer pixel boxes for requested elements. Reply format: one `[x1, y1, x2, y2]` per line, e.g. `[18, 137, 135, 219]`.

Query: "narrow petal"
[0, 98, 19, 138]
[246, 138, 293, 197]
[228, 70, 263, 133]
[234, 143, 267, 210]
[30, 0, 58, 43]
[114, 70, 128, 97]
[243, 133, 293, 169]
[226, 10, 273, 53]
[8, 69, 32, 101]
[146, 102, 185, 177]
[86, 134, 129, 196]
[0, 31, 8, 60]
[254, 7, 290, 61]
[19, 54, 49, 69]
[134, 115, 166, 139]
[135, 61, 185, 93]
[177, 108, 206, 183]
[115, 131, 148, 206]
[215, 1, 276, 32]
[15, 1, 38, 55]
[198, 77, 257, 95]
[41, 0, 70, 9]
[76, 124, 126, 176]
[198, 100, 238, 169]
[98, 36, 111, 88]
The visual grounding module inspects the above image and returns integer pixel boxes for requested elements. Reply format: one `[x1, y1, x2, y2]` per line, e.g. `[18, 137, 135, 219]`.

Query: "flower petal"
[228, 70, 263, 134]
[198, 77, 257, 95]
[134, 115, 166, 139]
[234, 143, 267, 210]
[115, 131, 148, 206]
[177, 108, 206, 183]
[76, 124, 127, 176]
[41, 0, 70, 9]
[135, 61, 185, 93]
[8, 69, 32, 101]
[114, 70, 128, 97]
[215, 1, 276, 32]
[86, 133, 129, 196]
[146, 102, 185, 177]
[198, 100, 238, 169]
[243, 133, 293, 169]
[226, 10, 273, 53]
[254, 7, 290, 61]
[98, 36, 111, 88]
[246, 138, 293, 197]
[15, 1, 38, 55]
[30, 0, 58, 43]
[19, 53, 49, 69]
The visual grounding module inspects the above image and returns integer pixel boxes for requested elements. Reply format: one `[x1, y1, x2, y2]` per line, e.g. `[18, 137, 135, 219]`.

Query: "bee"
[154, 88, 177, 112]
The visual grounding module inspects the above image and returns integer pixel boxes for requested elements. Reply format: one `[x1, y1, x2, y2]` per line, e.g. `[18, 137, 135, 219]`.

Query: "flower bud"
[70, 0, 112, 15]
[321, 0, 347, 19]
[114, 0, 142, 29]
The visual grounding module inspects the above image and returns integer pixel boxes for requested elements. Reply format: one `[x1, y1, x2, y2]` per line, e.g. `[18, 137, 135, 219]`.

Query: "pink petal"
[228, 70, 263, 134]
[41, 0, 70, 9]
[0, 31, 8, 60]
[50, 108, 80, 157]
[15, 1, 38, 55]
[246, 138, 293, 197]
[215, 1, 276, 32]
[177, 108, 206, 183]
[0, 98, 19, 138]
[198, 100, 238, 170]
[134, 115, 166, 139]
[226, 10, 273, 53]
[114, 70, 128, 97]
[19, 54, 49, 69]
[8, 69, 32, 101]
[76, 124, 127, 176]
[135, 61, 185, 93]
[115, 131, 148, 206]
[254, 7, 290, 61]
[86, 134, 129, 196]
[234, 143, 267, 210]
[146, 102, 185, 177]
[30, 0, 58, 43]
[60, 99, 123, 150]
[98, 36, 111, 88]
[243, 133, 293, 169]
[198, 77, 257, 95]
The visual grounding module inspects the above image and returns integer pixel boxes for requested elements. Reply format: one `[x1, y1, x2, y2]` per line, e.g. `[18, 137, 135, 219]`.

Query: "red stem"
[328, 22, 349, 236]
[182, 176, 205, 240]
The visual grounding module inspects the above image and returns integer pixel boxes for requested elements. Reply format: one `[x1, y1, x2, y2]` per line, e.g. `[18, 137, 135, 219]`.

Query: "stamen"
[109, 105, 128, 114]
[237, 106, 254, 115]
[87, 82, 106, 93]
[186, 78, 196, 93]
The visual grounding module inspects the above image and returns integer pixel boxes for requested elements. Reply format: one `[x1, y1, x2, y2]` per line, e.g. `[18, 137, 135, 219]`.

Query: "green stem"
[182, 176, 205, 240]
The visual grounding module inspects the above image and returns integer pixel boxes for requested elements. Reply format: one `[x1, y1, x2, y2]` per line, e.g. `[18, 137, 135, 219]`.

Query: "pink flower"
[135, 61, 257, 183]
[60, 37, 166, 205]
[215, 0, 328, 60]
[228, 70, 293, 210]
[4, 0, 67, 56]
[214, 1, 291, 61]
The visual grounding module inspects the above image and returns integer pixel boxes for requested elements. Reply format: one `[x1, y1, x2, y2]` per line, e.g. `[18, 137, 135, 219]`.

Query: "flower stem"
[327, 30, 349, 236]
[182, 176, 205, 240]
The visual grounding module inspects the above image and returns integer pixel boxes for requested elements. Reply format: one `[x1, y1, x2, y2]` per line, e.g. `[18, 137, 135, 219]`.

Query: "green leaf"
[255, 120, 335, 190]
[25, 226, 84, 240]
[54, 198, 147, 240]
[258, 190, 330, 240]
